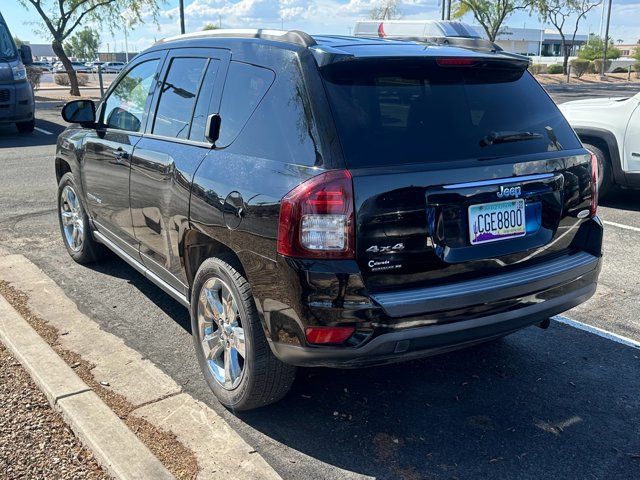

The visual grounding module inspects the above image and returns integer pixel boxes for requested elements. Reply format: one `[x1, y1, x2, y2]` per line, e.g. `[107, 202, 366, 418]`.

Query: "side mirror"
[19, 45, 33, 66]
[205, 113, 221, 145]
[62, 99, 96, 126]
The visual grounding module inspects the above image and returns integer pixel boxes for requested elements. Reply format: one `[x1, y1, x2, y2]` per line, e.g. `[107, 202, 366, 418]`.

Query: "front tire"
[191, 256, 296, 411]
[57, 173, 106, 264]
[584, 143, 613, 198]
[16, 119, 35, 133]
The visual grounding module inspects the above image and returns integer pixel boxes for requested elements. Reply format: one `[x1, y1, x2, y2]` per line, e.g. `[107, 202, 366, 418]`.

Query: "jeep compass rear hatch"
[321, 53, 595, 301]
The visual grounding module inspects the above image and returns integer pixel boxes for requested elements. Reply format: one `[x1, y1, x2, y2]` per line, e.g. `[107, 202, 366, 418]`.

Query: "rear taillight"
[277, 169, 355, 259]
[589, 151, 599, 216]
[305, 326, 355, 345]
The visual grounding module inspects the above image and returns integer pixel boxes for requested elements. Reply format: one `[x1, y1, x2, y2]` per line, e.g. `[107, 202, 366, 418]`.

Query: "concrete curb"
[0, 296, 174, 480]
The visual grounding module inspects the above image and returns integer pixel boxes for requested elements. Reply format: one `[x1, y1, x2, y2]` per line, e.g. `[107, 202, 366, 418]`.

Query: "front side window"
[153, 57, 208, 139]
[103, 60, 159, 132]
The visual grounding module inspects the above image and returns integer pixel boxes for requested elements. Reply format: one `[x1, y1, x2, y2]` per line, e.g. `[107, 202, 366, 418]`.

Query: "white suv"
[560, 92, 640, 196]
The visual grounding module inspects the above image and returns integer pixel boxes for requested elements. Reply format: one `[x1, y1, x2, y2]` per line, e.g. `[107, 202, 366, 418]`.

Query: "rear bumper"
[270, 279, 598, 368]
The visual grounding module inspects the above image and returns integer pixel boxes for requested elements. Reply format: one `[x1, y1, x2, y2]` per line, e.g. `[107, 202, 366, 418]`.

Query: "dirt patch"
[0, 280, 199, 480]
[0, 343, 108, 479]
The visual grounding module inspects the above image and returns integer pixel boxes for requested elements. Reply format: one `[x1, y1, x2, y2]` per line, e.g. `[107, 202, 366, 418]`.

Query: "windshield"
[0, 22, 17, 59]
[322, 60, 581, 168]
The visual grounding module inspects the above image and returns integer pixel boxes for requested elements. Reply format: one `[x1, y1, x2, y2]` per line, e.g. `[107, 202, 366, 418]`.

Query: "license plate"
[469, 199, 526, 245]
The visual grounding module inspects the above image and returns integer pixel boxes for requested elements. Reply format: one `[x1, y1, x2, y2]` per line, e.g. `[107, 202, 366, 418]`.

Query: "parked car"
[560, 93, 640, 196]
[101, 61, 125, 73]
[87, 61, 105, 72]
[31, 61, 53, 72]
[56, 30, 603, 410]
[54, 61, 91, 73]
[0, 10, 35, 133]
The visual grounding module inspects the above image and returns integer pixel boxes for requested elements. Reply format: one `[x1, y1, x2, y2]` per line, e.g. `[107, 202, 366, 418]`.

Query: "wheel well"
[579, 135, 611, 164]
[183, 230, 246, 290]
[55, 158, 72, 183]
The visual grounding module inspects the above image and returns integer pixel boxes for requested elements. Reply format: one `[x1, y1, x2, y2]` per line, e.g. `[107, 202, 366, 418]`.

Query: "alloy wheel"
[60, 185, 84, 253]
[197, 277, 246, 390]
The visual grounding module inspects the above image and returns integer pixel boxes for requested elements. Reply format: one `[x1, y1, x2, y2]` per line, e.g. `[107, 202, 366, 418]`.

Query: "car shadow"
[86, 253, 639, 480]
[601, 189, 640, 213]
[0, 118, 65, 148]
[234, 328, 639, 479]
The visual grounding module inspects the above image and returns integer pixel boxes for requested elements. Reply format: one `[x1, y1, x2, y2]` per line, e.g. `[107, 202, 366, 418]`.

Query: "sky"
[3, 0, 639, 53]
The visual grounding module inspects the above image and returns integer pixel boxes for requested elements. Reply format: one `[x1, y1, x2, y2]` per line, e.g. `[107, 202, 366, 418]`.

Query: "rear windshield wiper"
[480, 131, 542, 147]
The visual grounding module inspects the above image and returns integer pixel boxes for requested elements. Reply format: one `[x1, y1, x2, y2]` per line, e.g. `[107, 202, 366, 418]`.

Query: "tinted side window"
[153, 57, 208, 139]
[217, 61, 274, 147]
[103, 60, 159, 132]
[224, 58, 321, 167]
[189, 60, 220, 142]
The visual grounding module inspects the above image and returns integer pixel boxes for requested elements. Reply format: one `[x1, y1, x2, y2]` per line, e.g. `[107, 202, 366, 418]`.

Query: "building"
[23, 43, 56, 61]
[494, 27, 588, 57]
[617, 44, 639, 58]
[97, 52, 138, 63]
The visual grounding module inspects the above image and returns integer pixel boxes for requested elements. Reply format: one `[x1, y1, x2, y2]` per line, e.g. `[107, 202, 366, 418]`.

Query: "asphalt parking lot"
[0, 84, 639, 479]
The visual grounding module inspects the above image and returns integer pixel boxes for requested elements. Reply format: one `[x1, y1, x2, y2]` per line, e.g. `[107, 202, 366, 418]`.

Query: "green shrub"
[592, 59, 612, 74]
[528, 63, 547, 74]
[570, 59, 591, 78]
[54, 72, 89, 86]
[635, 63, 640, 79]
[547, 64, 564, 74]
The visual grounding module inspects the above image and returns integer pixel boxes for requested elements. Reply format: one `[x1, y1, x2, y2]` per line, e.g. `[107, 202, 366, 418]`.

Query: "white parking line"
[34, 127, 53, 135]
[603, 220, 640, 233]
[553, 315, 640, 349]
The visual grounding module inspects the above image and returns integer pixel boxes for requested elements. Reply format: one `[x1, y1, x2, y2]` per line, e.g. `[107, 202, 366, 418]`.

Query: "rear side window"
[217, 61, 274, 147]
[322, 61, 581, 168]
[189, 60, 220, 142]
[153, 57, 208, 139]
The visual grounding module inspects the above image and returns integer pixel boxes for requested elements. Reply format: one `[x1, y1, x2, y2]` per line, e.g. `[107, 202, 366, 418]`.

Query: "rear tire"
[583, 143, 613, 199]
[191, 255, 296, 411]
[16, 119, 35, 133]
[57, 173, 107, 264]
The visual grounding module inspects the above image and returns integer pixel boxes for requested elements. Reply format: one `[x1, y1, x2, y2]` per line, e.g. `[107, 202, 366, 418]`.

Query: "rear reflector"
[589, 151, 599, 216]
[305, 326, 355, 345]
[436, 57, 477, 66]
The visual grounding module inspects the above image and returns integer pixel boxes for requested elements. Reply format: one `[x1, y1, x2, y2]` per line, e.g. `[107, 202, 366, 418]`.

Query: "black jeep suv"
[56, 30, 603, 410]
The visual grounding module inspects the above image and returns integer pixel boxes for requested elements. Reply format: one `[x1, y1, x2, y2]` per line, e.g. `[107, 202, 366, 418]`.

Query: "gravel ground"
[0, 343, 109, 479]
[0, 280, 199, 480]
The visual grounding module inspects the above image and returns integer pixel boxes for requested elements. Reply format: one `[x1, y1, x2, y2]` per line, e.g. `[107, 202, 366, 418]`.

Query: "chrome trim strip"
[93, 231, 190, 308]
[442, 173, 555, 190]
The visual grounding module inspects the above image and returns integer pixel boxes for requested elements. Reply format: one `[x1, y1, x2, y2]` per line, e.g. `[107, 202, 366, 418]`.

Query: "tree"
[452, 0, 528, 42]
[202, 23, 219, 31]
[65, 28, 100, 61]
[369, 0, 401, 20]
[579, 34, 621, 60]
[17, 0, 162, 96]
[534, 0, 601, 75]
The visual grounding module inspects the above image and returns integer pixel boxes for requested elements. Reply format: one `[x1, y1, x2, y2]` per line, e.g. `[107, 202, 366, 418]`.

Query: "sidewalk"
[0, 250, 282, 480]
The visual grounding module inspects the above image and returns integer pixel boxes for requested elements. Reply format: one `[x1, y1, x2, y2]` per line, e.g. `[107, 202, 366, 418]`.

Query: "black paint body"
[55, 35, 603, 368]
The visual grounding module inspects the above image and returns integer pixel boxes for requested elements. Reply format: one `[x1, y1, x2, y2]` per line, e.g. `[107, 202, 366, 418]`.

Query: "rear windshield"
[322, 60, 580, 168]
[0, 23, 17, 60]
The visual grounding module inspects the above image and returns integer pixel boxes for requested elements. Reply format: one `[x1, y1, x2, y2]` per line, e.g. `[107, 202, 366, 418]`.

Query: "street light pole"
[601, 0, 612, 77]
[441, 0, 445, 20]
[123, 24, 129, 63]
[179, 0, 185, 34]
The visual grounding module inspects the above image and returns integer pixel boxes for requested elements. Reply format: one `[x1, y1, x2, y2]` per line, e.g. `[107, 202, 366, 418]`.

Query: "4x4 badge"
[497, 185, 522, 199]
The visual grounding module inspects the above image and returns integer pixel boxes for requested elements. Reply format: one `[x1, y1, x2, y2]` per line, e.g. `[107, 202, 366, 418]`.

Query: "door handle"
[632, 152, 640, 158]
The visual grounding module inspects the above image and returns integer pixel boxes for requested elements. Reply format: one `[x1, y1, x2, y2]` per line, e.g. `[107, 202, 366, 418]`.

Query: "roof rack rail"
[156, 29, 317, 48]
